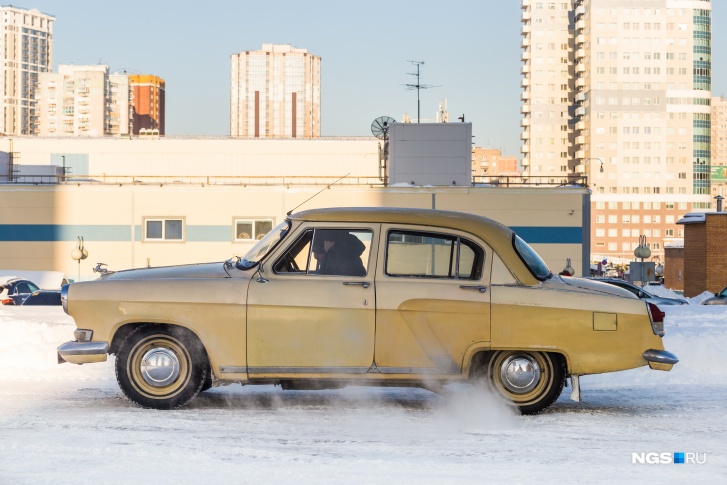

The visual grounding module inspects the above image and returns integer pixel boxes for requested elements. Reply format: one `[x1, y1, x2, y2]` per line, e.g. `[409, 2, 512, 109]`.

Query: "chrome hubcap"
[140, 348, 180, 387]
[500, 354, 541, 394]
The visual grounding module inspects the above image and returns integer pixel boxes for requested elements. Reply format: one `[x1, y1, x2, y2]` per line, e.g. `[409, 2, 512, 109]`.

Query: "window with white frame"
[144, 218, 184, 241]
[234, 218, 274, 242]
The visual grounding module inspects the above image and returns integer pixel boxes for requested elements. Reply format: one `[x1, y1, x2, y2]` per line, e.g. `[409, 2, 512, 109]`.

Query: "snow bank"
[0, 306, 113, 381]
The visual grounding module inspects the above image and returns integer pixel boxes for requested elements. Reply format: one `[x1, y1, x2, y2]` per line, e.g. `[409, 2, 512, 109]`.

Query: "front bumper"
[57, 341, 109, 365]
[643, 349, 679, 371]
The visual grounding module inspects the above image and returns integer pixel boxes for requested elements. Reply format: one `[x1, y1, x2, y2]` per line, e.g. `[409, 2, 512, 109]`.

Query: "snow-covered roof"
[677, 212, 705, 224]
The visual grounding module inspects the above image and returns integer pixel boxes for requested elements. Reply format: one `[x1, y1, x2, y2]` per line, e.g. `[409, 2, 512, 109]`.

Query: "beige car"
[58, 207, 678, 414]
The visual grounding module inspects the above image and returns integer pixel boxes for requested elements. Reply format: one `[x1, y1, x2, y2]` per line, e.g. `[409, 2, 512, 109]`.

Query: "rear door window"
[385, 230, 484, 280]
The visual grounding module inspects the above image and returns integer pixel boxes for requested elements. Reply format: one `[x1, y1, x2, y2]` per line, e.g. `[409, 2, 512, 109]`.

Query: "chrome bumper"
[57, 341, 109, 365]
[643, 349, 679, 371]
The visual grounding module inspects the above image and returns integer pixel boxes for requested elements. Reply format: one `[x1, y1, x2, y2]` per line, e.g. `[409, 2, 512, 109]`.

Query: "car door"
[246, 223, 379, 376]
[373, 226, 491, 375]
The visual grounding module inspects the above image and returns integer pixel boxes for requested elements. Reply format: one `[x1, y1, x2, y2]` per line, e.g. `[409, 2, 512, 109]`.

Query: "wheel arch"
[110, 322, 209, 365]
[468, 348, 571, 378]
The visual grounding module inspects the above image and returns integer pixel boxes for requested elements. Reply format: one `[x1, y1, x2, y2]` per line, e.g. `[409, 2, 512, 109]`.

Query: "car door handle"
[343, 281, 370, 288]
[459, 285, 487, 293]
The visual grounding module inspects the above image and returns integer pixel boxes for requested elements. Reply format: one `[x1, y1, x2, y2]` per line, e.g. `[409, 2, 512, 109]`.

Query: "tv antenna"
[404, 60, 439, 123]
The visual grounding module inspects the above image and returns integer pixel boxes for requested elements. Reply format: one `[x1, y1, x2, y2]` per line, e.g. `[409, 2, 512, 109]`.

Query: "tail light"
[647, 302, 665, 336]
[1, 297, 14, 305]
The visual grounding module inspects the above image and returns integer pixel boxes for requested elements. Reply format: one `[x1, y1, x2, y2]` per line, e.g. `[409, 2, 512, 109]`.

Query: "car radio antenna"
[286, 173, 350, 216]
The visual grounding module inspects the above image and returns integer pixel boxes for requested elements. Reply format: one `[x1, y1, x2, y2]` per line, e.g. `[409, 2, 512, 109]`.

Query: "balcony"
[522, 24, 531, 34]
[576, 78, 586, 87]
[576, 63, 586, 73]
[576, 107, 586, 116]
[575, 5, 586, 16]
[522, 0, 530, 8]
[521, 37, 530, 48]
[576, 135, 585, 145]
[576, 121, 586, 130]
[575, 150, 585, 159]
[521, 116, 531, 127]
[521, 104, 531, 114]
[521, 50, 531, 61]
[576, 92, 586, 102]
[521, 64, 530, 74]
[521, 77, 530, 87]
[522, 11, 531, 22]
[576, 34, 586, 44]
[521, 144, 530, 154]
[521, 90, 531, 100]
[576, 48, 586, 59]
[521, 156, 530, 166]
[521, 131, 530, 140]
[576, 19, 585, 30]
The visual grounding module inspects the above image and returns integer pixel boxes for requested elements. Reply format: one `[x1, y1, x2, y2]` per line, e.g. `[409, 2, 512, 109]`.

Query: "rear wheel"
[115, 325, 208, 409]
[475, 351, 565, 415]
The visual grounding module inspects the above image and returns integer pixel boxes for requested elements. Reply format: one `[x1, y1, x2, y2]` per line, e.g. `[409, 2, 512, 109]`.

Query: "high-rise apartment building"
[0, 6, 54, 135]
[521, 0, 712, 262]
[230, 44, 321, 138]
[130, 75, 165, 134]
[520, 0, 575, 179]
[34, 65, 130, 137]
[711, 96, 727, 197]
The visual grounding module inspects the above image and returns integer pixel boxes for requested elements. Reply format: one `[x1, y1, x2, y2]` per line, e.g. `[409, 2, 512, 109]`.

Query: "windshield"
[236, 220, 291, 270]
[513, 234, 552, 281]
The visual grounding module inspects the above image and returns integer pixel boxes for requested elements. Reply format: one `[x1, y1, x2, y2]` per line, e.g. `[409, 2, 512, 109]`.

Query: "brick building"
[663, 240, 684, 292]
[676, 211, 727, 297]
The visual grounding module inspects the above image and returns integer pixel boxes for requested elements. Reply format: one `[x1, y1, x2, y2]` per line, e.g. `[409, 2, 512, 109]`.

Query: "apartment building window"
[234, 218, 274, 241]
[144, 218, 184, 241]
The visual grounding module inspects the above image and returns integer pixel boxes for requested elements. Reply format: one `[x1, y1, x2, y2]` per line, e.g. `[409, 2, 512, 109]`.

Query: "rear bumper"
[57, 341, 109, 364]
[643, 349, 679, 371]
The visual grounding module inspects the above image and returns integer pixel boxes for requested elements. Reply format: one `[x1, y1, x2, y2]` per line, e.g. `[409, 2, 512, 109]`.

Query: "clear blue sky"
[24, 0, 727, 157]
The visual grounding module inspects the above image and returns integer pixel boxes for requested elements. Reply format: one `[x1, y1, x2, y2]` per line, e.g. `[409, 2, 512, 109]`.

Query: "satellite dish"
[371, 116, 396, 140]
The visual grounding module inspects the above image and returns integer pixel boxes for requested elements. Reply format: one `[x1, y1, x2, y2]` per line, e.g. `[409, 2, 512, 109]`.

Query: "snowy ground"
[1, 289, 726, 483]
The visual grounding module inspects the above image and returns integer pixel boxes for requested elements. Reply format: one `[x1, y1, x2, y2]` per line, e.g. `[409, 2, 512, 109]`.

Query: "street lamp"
[580, 157, 604, 187]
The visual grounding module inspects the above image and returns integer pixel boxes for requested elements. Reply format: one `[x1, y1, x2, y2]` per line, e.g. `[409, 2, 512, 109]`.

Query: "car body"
[0, 276, 40, 305]
[58, 207, 678, 414]
[589, 277, 688, 306]
[22, 289, 62, 306]
[701, 286, 727, 305]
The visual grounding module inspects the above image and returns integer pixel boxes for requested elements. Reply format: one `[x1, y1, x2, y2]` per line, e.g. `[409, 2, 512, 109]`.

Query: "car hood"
[546, 275, 638, 299]
[99, 262, 232, 281]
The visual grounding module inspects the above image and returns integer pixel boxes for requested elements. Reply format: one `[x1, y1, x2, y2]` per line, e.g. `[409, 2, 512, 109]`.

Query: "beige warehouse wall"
[0, 184, 588, 280]
[0, 137, 381, 178]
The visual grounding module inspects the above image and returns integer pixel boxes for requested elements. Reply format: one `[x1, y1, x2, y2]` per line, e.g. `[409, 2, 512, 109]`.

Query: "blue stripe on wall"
[186, 226, 231, 242]
[0, 225, 131, 242]
[0, 224, 582, 245]
[510, 227, 582, 244]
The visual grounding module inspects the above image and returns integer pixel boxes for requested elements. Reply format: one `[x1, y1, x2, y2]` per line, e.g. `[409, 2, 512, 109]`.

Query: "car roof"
[290, 207, 540, 285]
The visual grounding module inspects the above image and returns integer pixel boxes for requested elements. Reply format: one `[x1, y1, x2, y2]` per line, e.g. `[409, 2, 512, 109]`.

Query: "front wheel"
[475, 351, 565, 415]
[115, 325, 209, 409]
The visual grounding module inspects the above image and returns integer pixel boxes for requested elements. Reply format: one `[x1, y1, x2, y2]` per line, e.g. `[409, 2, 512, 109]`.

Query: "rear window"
[513, 235, 551, 281]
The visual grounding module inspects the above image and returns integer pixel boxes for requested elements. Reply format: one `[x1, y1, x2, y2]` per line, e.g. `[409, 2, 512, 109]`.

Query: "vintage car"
[58, 207, 678, 414]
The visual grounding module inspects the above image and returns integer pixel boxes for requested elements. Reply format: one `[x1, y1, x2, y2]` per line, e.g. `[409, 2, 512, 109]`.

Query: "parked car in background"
[589, 277, 688, 306]
[22, 289, 62, 306]
[0, 276, 40, 305]
[58, 207, 679, 415]
[701, 286, 727, 305]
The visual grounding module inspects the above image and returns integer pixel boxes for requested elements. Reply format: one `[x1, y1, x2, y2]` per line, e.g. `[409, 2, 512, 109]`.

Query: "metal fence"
[0, 174, 590, 187]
